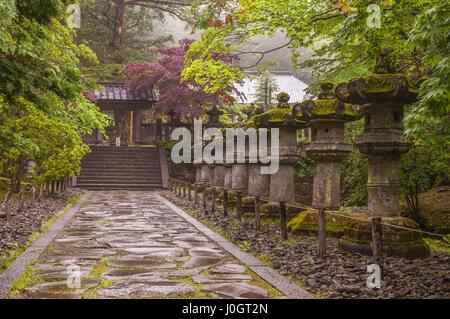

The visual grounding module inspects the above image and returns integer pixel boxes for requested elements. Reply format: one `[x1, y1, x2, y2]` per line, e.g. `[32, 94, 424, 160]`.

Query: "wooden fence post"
[371, 217, 383, 276]
[45, 180, 50, 197]
[255, 196, 261, 230]
[19, 184, 25, 213]
[5, 192, 11, 222]
[194, 185, 198, 205]
[318, 209, 327, 257]
[210, 188, 216, 213]
[31, 185, 36, 201]
[223, 190, 228, 217]
[236, 192, 242, 222]
[279, 202, 288, 240]
[202, 187, 207, 214]
[38, 182, 44, 202]
[187, 184, 192, 202]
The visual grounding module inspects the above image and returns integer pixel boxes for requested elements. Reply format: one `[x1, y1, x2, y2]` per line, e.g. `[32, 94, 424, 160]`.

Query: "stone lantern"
[253, 93, 308, 240]
[293, 81, 360, 255]
[335, 50, 429, 259]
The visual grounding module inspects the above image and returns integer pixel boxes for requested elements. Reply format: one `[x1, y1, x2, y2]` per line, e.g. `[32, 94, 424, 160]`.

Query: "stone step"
[77, 179, 161, 185]
[77, 175, 161, 183]
[82, 157, 160, 162]
[79, 146, 163, 190]
[79, 170, 162, 176]
[76, 183, 161, 190]
[88, 147, 158, 153]
[81, 163, 159, 169]
[81, 163, 160, 168]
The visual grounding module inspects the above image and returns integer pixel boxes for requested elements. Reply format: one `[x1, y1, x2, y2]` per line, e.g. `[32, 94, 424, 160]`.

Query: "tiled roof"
[234, 71, 308, 104]
[94, 83, 157, 102]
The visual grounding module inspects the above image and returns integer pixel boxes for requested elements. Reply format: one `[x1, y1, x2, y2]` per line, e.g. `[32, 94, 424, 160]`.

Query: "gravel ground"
[165, 192, 450, 299]
[0, 190, 79, 253]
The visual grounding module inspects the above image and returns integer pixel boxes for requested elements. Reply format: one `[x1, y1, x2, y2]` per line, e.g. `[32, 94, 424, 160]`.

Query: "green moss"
[364, 74, 419, 94]
[287, 210, 349, 237]
[7, 263, 41, 298]
[253, 108, 307, 128]
[310, 100, 358, 119]
[424, 238, 450, 255]
[82, 279, 115, 299]
[88, 256, 111, 279]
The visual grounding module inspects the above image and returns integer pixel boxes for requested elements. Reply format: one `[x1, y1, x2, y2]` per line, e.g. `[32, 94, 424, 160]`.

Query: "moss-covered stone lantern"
[295, 81, 359, 210]
[335, 50, 429, 259]
[253, 92, 308, 239]
[293, 81, 360, 255]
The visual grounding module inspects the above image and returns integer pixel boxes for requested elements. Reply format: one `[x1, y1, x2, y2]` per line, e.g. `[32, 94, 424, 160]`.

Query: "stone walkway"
[12, 191, 285, 299]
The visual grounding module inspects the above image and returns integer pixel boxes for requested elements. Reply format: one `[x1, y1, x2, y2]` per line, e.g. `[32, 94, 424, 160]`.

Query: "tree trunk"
[112, 0, 126, 62]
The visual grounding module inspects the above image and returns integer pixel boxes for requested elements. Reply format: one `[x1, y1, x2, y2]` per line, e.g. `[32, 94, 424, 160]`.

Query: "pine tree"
[253, 71, 280, 110]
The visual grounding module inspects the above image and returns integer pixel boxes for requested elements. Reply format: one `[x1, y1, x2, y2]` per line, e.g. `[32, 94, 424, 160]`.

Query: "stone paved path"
[13, 191, 283, 299]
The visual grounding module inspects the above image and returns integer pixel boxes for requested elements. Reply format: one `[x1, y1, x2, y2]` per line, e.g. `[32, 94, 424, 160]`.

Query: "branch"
[126, 2, 190, 22]
[238, 40, 293, 70]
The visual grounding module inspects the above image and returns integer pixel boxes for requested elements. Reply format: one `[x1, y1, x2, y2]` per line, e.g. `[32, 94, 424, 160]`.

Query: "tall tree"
[253, 70, 279, 110]
[0, 0, 108, 191]
[78, 0, 194, 66]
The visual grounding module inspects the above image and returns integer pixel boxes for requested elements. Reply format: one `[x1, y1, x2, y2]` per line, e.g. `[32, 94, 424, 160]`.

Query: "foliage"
[409, 1, 450, 117]
[341, 119, 368, 207]
[0, 1, 108, 191]
[77, 0, 172, 64]
[400, 145, 438, 222]
[186, 0, 450, 208]
[295, 147, 314, 179]
[124, 39, 241, 120]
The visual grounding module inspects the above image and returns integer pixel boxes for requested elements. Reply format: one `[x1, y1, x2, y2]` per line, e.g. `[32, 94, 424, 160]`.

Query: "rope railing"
[169, 178, 446, 238]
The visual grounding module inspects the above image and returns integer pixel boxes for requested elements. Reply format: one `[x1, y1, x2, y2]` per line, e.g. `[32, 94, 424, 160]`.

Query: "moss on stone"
[253, 108, 307, 128]
[310, 100, 358, 119]
[287, 210, 350, 237]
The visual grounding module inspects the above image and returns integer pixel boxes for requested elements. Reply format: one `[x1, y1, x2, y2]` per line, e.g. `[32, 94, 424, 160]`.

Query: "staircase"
[76, 146, 163, 190]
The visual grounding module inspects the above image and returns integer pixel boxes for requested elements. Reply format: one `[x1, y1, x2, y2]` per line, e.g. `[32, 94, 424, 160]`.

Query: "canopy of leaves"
[186, 0, 450, 191]
[0, 1, 108, 189]
[124, 39, 241, 120]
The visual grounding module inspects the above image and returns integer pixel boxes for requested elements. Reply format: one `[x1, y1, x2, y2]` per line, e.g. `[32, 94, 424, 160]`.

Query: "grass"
[7, 263, 42, 298]
[0, 192, 83, 275]
[424, 238, 450, 255]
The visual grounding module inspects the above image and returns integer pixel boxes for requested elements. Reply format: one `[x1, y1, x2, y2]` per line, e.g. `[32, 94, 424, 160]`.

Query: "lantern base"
[338, 216, 430, 259]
